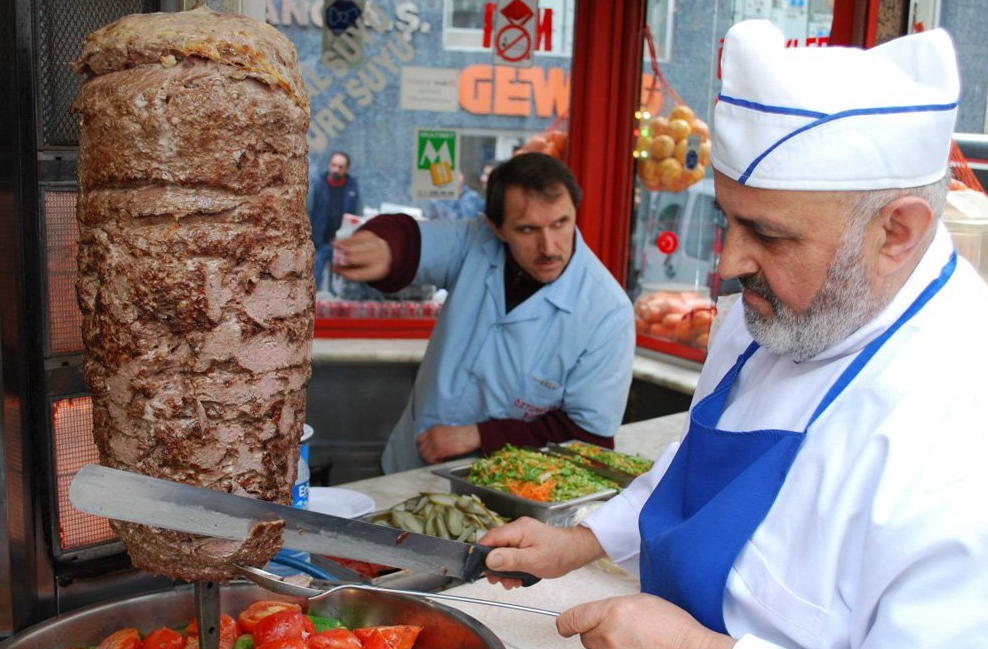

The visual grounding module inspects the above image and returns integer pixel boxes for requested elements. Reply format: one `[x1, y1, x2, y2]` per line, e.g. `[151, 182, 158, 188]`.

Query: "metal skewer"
[195, 580, 222, 649]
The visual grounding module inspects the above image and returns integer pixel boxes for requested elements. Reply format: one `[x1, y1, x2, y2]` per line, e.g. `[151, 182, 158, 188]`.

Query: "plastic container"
[269, 424, 314, 576]
[332, 214, 362, 267]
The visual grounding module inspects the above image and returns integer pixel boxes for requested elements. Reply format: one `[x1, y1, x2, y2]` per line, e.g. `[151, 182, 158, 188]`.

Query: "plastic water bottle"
[269, 424, 314, 576]
[292, 424, 312, 510]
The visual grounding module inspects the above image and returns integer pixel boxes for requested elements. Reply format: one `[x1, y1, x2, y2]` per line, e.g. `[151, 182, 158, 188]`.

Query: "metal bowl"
[0, 582, 504, 649]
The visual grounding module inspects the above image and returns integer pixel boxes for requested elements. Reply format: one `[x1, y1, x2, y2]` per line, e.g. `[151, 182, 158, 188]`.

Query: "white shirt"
[585, 223, 988, 647]
[382, 217, 635, 473]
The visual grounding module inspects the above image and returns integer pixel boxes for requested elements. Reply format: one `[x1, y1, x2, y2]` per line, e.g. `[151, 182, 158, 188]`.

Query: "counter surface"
[336, 411, 688, 649]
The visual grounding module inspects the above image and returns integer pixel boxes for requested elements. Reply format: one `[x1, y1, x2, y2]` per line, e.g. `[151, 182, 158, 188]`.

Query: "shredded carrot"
[506, 478, 556, 502]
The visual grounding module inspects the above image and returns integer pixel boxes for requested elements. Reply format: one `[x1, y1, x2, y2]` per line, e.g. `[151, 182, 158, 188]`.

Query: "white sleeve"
[581, 441, 681, 575]
[733, 635, 787, 648]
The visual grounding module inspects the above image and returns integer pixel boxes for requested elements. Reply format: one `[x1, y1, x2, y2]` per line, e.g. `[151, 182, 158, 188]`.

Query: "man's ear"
[874, 197, 935, 277]
[486, 218, 507, 242]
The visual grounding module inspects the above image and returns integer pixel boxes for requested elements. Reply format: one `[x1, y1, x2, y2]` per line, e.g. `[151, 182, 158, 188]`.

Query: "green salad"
[469, 444, 617, 502]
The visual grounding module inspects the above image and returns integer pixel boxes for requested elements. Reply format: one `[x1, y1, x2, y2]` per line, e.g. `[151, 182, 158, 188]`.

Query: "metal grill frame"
[1, 0, 172, 632]
[47, 395, 121, 560]
[34, 0, 160, 149]
[42, 188, 84, 358]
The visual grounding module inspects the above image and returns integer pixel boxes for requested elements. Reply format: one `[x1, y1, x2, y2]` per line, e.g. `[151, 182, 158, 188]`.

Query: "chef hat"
[712, 21, 960, 190]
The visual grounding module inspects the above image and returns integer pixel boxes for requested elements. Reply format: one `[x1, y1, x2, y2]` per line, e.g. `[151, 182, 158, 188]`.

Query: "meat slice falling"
[71, 7, 313, 582]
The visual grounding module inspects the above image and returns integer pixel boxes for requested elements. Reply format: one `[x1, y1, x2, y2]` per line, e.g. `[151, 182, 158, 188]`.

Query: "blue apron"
[639, 252, 957, 633]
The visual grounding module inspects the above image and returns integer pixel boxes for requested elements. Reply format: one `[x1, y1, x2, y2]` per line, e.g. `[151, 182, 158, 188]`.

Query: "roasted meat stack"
[71, 7, 313, 581]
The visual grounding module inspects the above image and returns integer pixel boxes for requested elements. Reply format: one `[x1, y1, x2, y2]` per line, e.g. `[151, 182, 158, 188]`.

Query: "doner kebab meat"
[71, 7, 313, 581]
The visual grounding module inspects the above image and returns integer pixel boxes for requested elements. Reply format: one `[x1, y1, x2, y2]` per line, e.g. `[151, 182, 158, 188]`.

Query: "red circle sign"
[496, 24, 532, 62]
[657, 231, 679, 254]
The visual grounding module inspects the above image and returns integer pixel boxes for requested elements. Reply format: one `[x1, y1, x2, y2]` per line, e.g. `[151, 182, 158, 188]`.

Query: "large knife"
[70, 464, 537, 586]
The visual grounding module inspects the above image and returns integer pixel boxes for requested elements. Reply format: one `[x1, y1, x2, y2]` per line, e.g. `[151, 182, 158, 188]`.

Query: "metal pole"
[194, 581, 222, 649]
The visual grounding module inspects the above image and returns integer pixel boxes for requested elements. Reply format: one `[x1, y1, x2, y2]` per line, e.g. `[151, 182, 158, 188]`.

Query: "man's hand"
[479, 518, 605, 588]
[333, 230, 391, 281]
[416, 424, 481, 464]
[557, 594, 737, 649]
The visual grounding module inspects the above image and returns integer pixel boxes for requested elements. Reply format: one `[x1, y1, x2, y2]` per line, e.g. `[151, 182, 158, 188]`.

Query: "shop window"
[627, 0, 836, 362]
[442, 0, 575, 55]
[644, 0, 674, 62]
[274, 0, 573, 338]
[729, 0, 833, 45]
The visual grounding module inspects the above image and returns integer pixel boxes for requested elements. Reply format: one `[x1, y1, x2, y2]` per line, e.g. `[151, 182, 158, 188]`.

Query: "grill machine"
[0, 0, 268, 639]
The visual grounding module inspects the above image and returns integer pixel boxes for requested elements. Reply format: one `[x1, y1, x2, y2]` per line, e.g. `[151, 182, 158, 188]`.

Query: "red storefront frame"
[317, 0, 873, 353]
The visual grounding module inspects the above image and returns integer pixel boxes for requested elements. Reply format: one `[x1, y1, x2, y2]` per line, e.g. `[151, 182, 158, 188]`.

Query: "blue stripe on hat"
[717, 94, 828, 119]
[717, 93, 959, 185]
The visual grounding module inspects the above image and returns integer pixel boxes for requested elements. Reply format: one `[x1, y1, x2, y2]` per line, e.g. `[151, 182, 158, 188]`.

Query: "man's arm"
[333, 213, 420, 291]
[477, 410, 615, 455]
[415, 411, 613, 465]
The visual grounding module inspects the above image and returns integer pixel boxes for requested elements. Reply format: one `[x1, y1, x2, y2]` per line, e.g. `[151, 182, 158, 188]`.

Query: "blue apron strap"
[805, 251, 957, 429]
[698, 341, 761, 419]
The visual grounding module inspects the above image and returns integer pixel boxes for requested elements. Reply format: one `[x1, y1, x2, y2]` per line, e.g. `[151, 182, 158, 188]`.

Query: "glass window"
[442, 0, 575, 55]
[629, 0, 835, 359]
[268, 0, 575, 334]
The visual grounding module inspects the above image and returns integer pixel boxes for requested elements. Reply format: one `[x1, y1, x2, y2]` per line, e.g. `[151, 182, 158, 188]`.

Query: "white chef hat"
[712, 20, 960, 191]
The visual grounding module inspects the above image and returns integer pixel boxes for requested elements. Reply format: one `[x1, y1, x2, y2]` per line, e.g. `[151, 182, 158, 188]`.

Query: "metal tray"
[432, 464, 617, 526]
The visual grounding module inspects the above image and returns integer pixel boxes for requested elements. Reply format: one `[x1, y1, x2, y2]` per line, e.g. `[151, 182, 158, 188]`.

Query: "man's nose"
[717, 227, 757, 280]
[537, 229, 556, 254]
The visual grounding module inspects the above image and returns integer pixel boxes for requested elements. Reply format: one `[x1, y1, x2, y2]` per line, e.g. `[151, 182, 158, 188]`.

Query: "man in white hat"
[479, 20, 988, 648]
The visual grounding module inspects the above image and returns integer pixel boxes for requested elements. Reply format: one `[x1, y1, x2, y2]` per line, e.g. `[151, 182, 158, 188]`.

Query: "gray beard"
[741, 232, 882, 362]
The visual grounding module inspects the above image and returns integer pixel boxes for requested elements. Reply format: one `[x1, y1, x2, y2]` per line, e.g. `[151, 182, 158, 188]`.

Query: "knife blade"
[70, 464, 538, 586]
[545, 442, 637, 487]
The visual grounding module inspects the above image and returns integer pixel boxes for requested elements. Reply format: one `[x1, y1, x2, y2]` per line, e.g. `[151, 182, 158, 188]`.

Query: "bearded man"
[310, 150, 362, 291]
[477, 20, 988, 649]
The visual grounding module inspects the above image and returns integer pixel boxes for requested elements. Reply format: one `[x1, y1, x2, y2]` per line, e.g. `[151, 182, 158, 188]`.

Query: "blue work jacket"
[381, 216, 636, 473]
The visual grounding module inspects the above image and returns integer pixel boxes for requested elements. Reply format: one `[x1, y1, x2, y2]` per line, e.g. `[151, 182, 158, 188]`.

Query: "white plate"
[308, 487, 375, 519]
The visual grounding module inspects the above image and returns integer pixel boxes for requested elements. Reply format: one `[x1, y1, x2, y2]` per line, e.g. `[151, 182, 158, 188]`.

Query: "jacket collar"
[480, 225, 588, 320]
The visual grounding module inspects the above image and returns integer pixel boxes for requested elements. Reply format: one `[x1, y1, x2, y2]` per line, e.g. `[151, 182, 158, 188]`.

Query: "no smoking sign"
[496, 24, 532, 63]
[492, 0, 537, 68]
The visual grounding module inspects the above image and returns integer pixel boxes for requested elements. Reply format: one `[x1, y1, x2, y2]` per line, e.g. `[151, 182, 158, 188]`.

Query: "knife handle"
[464, 544, 541, 587]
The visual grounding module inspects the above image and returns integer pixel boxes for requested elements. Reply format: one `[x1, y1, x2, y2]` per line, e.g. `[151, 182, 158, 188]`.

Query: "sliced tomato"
[253, 611, 316, 648]
[187, 614, 240, 649]
[256, 639, 306, 649]
[96, 628, 143, 649]
[353, 630, 387, 649]
[238, 601, 303, 635]
[306, 629, 362, 649]
[143, 627, 187, 649]
[353, 626, 422, 649]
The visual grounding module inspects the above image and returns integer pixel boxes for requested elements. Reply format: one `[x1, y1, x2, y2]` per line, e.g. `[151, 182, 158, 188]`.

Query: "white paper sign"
[400, 66, 460, 113]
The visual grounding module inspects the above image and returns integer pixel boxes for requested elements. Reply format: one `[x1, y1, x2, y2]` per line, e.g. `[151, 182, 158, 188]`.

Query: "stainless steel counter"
[336, 411, 689, 649]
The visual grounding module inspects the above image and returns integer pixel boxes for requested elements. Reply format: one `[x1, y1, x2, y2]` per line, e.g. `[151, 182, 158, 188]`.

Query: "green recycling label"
[413, 128, 459, 200]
